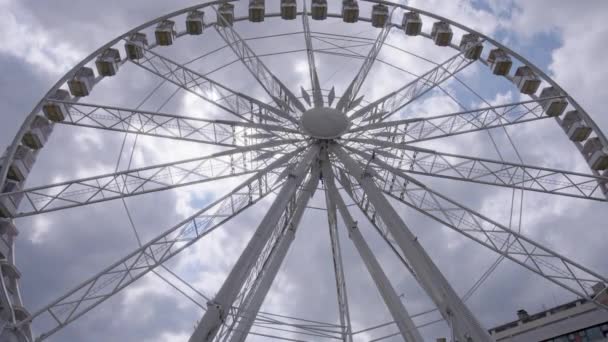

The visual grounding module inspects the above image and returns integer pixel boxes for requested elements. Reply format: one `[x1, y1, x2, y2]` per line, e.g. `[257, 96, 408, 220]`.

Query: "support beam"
[1, 141, 298, 217]
[189, 145, 320, 342]
[323, 162, 353, 342]
[302, 0, 323, 108]
[322, 157, 423, 342]
[52, 101, 301, 146]
[17, 150, 302, 341]
[344, 142, 608, 201]
[336, 9, 393, 112]
[133, 48, 297, 126]
[353, 149, 608, 309]
[330, 144, 492, 342]
[349, 97, 561, 141]
[349, 49, 476, 123]
[212, 7, 306, 115]
[227, 165, 321, 342]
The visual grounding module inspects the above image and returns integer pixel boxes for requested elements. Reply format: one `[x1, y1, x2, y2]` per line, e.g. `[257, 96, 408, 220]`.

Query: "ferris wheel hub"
[300, 107, 350, 139]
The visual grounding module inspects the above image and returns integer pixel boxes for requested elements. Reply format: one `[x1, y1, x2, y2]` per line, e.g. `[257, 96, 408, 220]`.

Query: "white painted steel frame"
[322, 155, 424, 342]
[331, 144, 493, 342]
[1, 1, 607, 341]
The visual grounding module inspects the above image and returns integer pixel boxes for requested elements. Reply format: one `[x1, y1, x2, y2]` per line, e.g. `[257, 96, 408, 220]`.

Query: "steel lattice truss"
[1, 1, 608, 342]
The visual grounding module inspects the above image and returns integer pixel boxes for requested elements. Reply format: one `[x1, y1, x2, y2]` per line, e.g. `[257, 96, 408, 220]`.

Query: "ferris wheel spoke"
[212, 7, 307, 116]
[15, 150, 301, 341]
[331, 162, 415, 276]
[3, 141, 300, 218]
[335, 9, 394, 113]
[345, 141, 608, 201]
[301, 0, 323, 108]
[51, 100, 300, 146]
[366, 157, 608, 309]
[349, 49, 476, 123]
[322, 157, 423, 342]
[222, 164, 321, 342]
[349, 97, 562, 141]
[131, 48, 298, 127]
[329, 144, 493, 342]
[321, 158, 353, 342]
[190, 145, 320, 342]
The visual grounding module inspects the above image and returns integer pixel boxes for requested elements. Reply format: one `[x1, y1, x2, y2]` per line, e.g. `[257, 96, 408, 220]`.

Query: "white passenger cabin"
[125, 33, 148, 60]
[561, 110, 592, 142]
[487, 48, 512, 76]
[95, 48, 121, 77]
[311, 0, 328, 20]
[539, 87, 567, 117]
[43, 89, 71, 122]
[0, 219, 17, 258]
[281, 0, 297, 20]
[431, 22, 453, 46]
[0, 181, 22, 218]
[249, 0, 265, 22]
[217, 3, 235, 27]
[186, 10, 205, 35]
[460, 33, 483, 60]
[1, 145, 34, 183]
[402, 12, 422, 36]
[67, 67, 95, 97]
[582, 137, 608, 171]
[371, 4, 389, 28]
[513, 66, 541, 95]
[342, 0, 359, 23]
[22, 115, 52, 150]
[155, 20, 176, 46]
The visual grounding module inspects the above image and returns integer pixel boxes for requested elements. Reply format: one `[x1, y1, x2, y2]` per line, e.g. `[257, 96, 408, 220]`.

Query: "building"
[489, 284, 608, 341]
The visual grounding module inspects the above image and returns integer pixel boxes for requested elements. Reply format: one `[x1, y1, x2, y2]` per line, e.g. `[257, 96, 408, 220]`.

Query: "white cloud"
[0, 0, 84, 75]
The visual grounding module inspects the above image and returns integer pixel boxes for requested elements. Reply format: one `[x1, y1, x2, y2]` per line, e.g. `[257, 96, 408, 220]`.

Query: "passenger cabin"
[513, 66, 541, 95]
[0, 219, 17, 258]
[342, 0, 359, 23]
[539, 87, 567, 117]
[431, 22, 453, 46]
[280, 0, 297, 20]
[125, 33, 148, 60]
[561, 110, 592, 142]
[371, 4, 389, 28]
[1, 145, 35, 183]
[0, 181, 22, 218]
[582, 137, 608, 171]
[95, 48, 121, 77]
[43, 89, 71, 122]
[249, 0, 265, 22]
[155, 20, 176, 46]
[311, 0, 328, 20]
[1, 260, 21, 280]
[217, 3, 235, 27]
[402, 12, 422, 36]
[22, 115, 52, 150]
[487, 48, 512, 76]
[67, 67, 95, 97]
[460, 33, 483, 60]
[186, 10, 205, 35]
[12, 305, 29, 322]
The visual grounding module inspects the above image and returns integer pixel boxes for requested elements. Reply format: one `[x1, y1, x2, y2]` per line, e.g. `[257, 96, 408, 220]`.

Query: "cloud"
[2, 1, 608, 342]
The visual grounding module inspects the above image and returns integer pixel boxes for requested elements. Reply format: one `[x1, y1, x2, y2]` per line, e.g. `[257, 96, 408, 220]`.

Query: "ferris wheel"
[1, 0, 608, 341]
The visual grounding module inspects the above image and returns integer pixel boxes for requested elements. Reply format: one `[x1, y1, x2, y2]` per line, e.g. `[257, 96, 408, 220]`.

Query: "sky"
[1, 0, 608, 341]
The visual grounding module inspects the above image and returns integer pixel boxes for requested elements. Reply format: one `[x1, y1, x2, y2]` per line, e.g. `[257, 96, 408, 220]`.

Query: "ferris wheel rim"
[1, 1, 607, 341]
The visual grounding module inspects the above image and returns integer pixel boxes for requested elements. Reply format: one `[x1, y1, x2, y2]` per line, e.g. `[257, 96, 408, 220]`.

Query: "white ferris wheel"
[1, 0, 607, 341]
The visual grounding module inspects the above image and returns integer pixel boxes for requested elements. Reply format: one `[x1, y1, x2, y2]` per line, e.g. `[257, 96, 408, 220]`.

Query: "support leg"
[322, 156, 424, 342]
[189, 146, 320, 342]
[331, 144, 492, 342]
